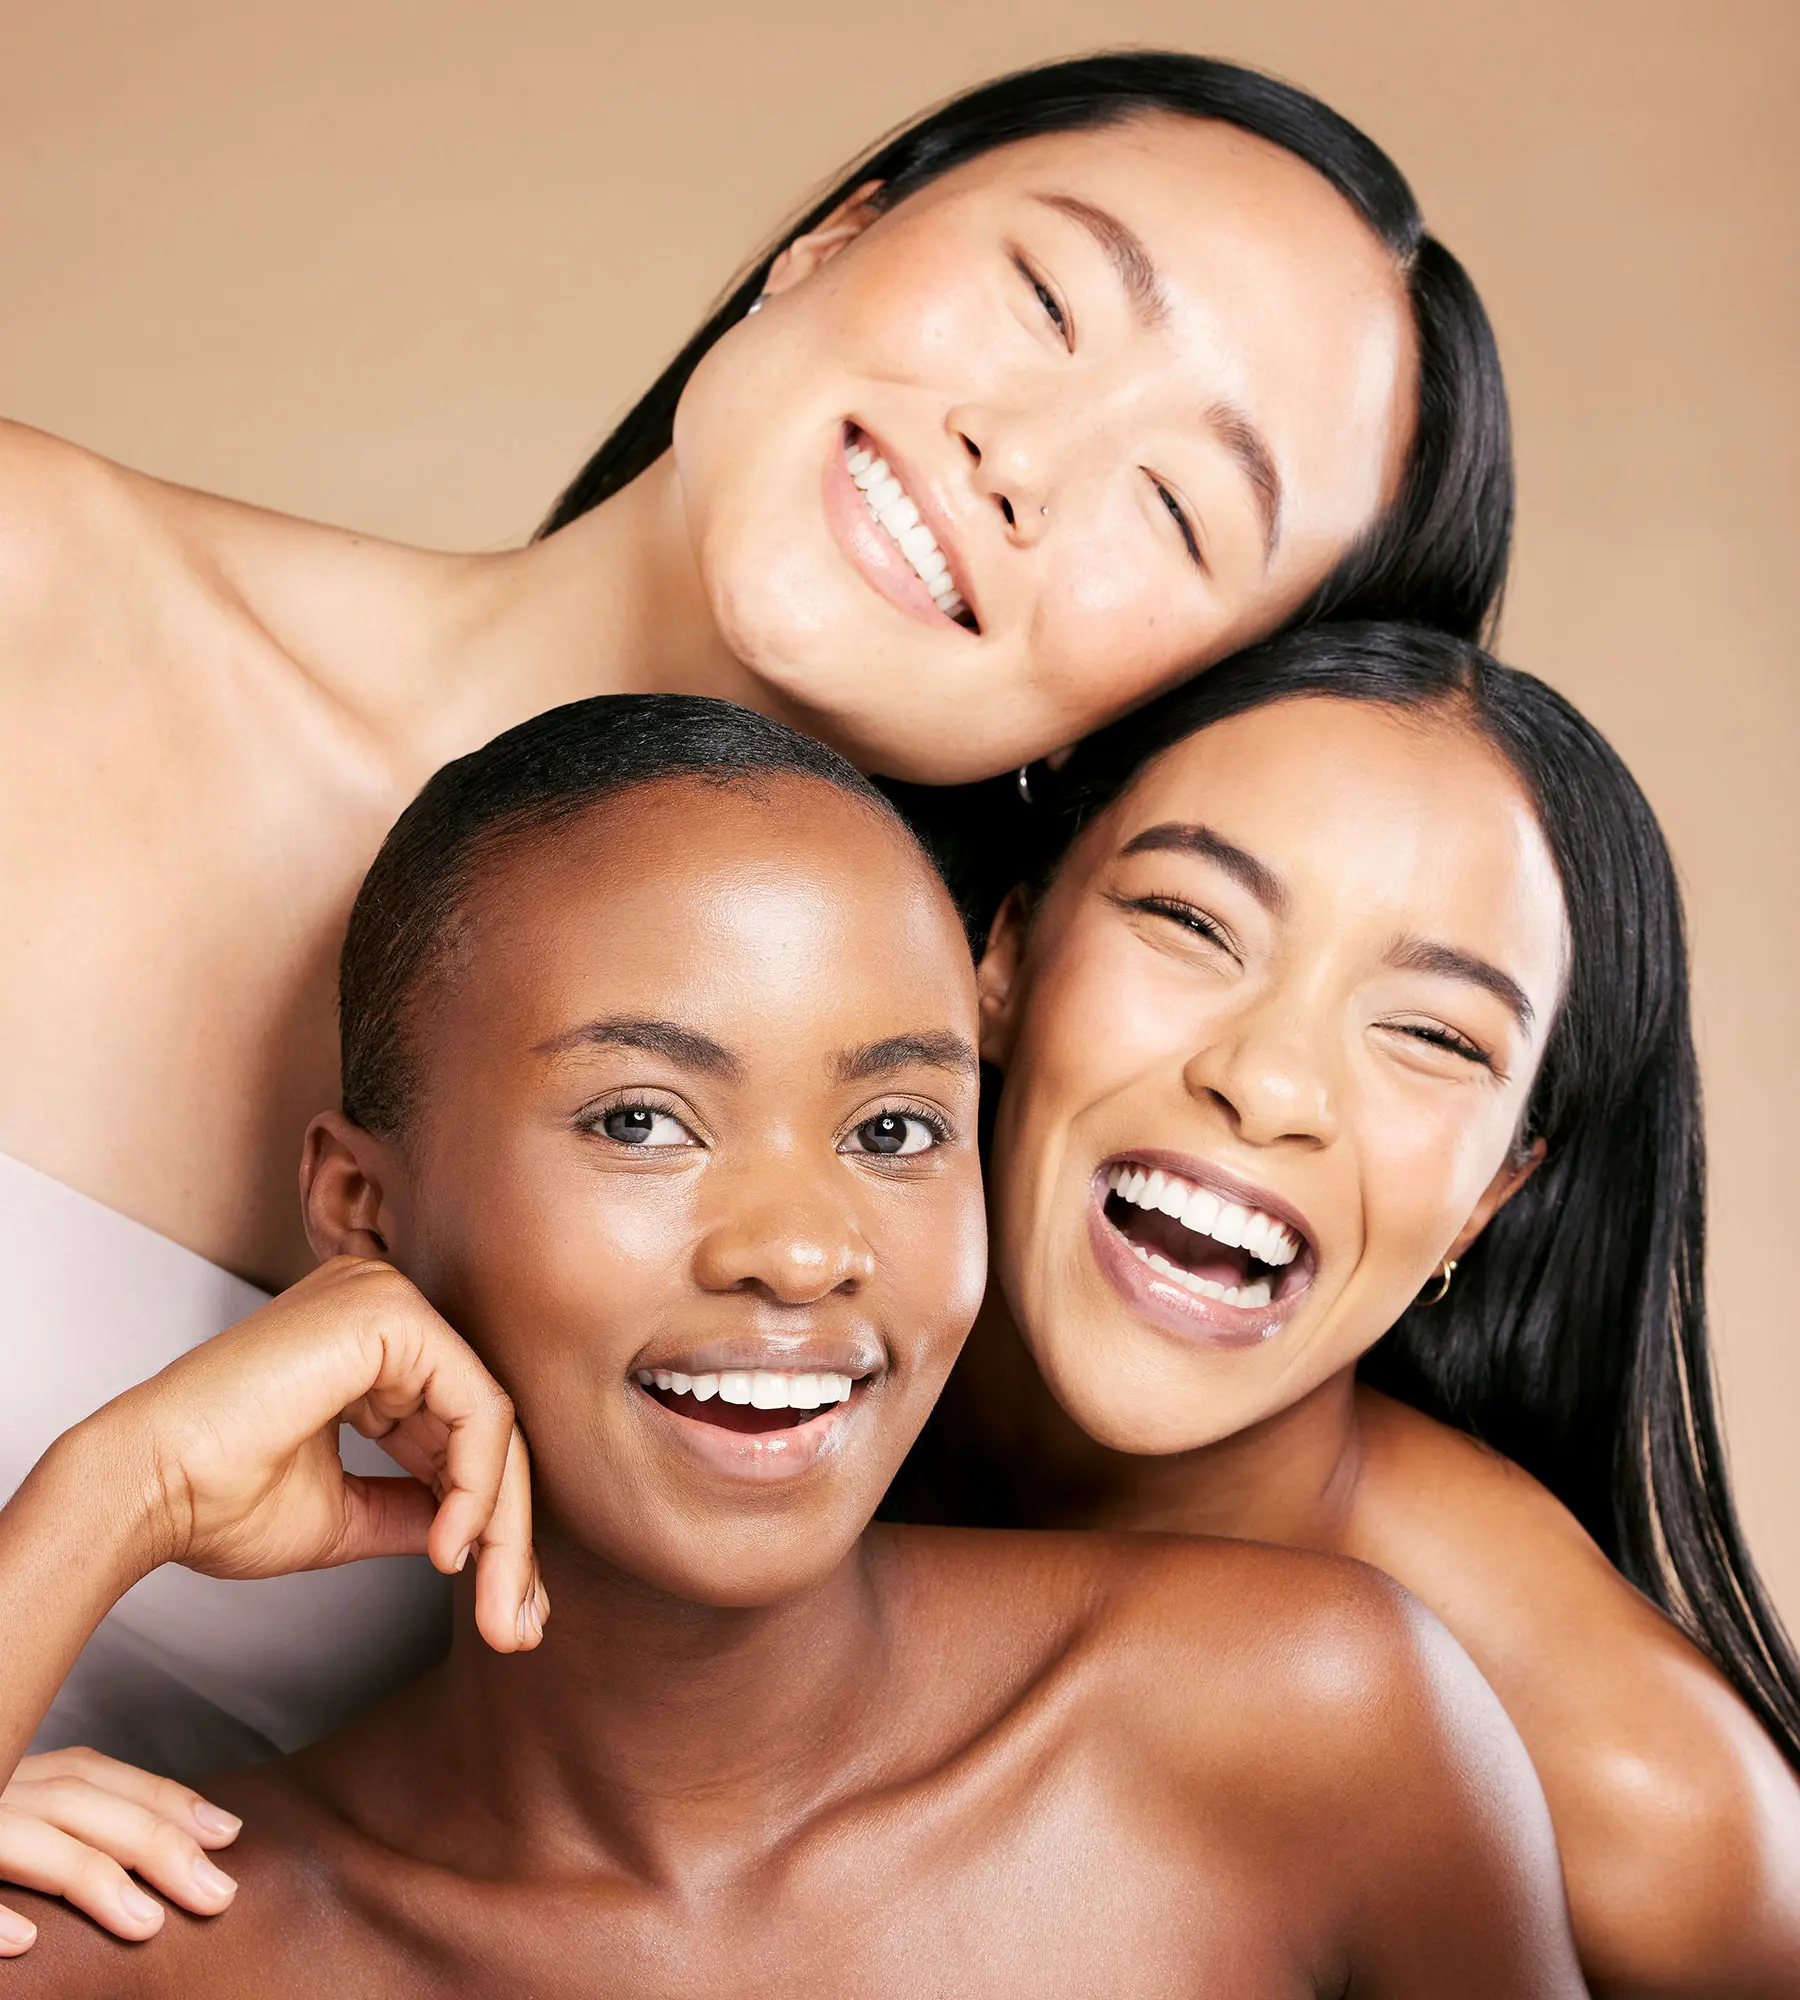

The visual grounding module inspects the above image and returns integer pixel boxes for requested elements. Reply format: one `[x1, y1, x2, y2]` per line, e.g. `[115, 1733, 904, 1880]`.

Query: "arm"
[0, 1256, 542, 1953]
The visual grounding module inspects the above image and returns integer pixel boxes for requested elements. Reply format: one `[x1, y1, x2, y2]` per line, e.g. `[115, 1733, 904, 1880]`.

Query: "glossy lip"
[821, 420, 980, 634]
[1086, 1148, 1318, 1351]
[627, 1335, 885, 1486]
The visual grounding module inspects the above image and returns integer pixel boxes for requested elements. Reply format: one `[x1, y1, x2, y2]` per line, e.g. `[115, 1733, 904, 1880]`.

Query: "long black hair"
[974, 619, 1800, 1774]
[539, 51, 1513, 645]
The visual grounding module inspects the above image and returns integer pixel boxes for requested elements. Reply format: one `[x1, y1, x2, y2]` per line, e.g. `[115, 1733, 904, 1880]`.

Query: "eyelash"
[1391, 1023, 1496, 1071]
[574, 1091, 695, 1144]
[1121, 894, 1234, 954]
[844, 1100, 953, 1150]
[1153, 481, 1203, 569]
[1014, 254, 1070, 347]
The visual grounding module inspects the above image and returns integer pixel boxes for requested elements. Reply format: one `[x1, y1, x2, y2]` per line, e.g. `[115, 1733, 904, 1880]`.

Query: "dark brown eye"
[844, 1112, 940, 1157]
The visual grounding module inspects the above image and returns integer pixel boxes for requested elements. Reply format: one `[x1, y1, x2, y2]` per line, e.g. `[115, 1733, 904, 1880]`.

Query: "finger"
[7, 1747, 243, 1849]
[406, 1363, 517, 1580]
[331, 1472, 438, 1565]
[0, 1901, 36, 1956]
[473, 1425, 543, 1655]
[0, 1804, 165, 1941]
[2, 1779, 236, 1917]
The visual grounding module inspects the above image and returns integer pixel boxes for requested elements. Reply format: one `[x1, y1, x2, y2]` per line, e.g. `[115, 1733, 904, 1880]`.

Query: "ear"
[760, 179, 885, 299]
[301, 1111, 403, 1266]
[1447, 1136, 1547, 1263]
[977, 887, 1032, 1070]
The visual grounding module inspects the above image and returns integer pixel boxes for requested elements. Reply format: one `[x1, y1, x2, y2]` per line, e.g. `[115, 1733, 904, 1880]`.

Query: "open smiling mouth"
[844, 427, 979, 632]
[634, 1367, 865, 1436]
[1099, 1163, 1313, 1312]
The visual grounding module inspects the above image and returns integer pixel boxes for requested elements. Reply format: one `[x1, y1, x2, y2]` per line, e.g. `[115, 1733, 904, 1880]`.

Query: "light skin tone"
[0, 109, 1421, 1902]
[0, 777, 1586, 1994]
[913, 695, 1800, 1997]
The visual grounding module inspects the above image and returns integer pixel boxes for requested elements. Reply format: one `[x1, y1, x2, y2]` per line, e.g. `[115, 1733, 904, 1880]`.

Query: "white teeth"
[638, 1368, 856, 1411]
[845, 435, 969, 623]
[1105, 1163, 1304, 1300]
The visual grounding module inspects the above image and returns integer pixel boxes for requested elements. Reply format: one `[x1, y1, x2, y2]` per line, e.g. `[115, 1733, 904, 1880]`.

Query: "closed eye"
[1013, 253, 1072, 350]
[1113, 893, 1237, 957]
[1387, 1021, 1496, 1071]
[1151, 478, 1204, 570]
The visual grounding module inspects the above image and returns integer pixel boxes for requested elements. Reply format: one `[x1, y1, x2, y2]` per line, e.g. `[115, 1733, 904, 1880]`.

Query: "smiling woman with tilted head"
[895, 620, 1800, 1995]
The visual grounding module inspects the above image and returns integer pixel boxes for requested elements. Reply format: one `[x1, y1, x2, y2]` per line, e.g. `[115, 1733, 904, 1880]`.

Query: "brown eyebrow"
[834, 1031, 979, 1085]
[534, 1016, 741, 1078]
[1386, 939, 1536, 1032]
[1118, 822, 1289, 917]
[1033, 192, 1167, 325]
[1206, 399, 1283, 563]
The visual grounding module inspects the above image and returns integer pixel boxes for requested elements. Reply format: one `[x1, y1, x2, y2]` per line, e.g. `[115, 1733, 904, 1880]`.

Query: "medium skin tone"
[0, 113, 1418, 1901]
[922, 696, 1800, 1997]
[0, 777, 1585, 1994]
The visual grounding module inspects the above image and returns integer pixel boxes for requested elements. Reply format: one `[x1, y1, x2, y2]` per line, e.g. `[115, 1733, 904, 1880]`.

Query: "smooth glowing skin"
[945, 698, 1800, 1997]
[0, 115, 1415, 1306]
[0, 779, 1584, 1995]
[680, 118, 1414, 773]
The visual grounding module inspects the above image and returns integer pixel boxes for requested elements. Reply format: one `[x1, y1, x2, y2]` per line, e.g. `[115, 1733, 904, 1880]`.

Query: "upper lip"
[850, 421, 982, 633]
[1097, 1146, 1317, 1260]
[629, 1334, 884, 1379]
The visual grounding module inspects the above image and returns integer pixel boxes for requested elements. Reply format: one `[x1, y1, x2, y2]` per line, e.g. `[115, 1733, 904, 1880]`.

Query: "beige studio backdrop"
[4, 0, 1796, 1620]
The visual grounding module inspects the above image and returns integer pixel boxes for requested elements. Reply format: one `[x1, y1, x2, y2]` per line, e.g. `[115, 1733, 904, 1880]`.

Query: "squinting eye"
[843, 1112, 942, 1157]
[597, 1105, 693, 1147]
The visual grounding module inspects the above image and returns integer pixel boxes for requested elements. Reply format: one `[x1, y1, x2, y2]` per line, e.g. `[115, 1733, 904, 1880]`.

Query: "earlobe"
[976, 888, 1031, 1069]
[301, 1112, 398, 1266]
[761, 179, 885, 298]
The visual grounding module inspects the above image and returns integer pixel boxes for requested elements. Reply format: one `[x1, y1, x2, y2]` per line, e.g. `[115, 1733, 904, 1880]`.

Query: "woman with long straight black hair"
[895, 621, 1800, 1994]
[0, 51, 1515, 1938]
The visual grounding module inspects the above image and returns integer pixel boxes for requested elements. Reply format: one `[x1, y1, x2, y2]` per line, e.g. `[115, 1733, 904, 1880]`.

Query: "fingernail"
[192, 1856, 237, 1898]
[0, 1908, 36, 1948]
[121, 1884, 163, 1928]
[192, 1802, 242, 1838]
[454, 1543, 474, 1573]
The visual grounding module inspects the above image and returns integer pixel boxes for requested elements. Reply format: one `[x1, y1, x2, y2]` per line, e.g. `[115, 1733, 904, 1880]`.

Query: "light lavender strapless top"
[1, 1150, 450, 1781]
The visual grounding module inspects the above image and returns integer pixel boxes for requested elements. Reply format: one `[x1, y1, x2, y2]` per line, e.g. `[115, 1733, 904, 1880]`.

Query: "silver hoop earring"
[745, 292, 769, 316]
[1016, 764, 1034, 805]
[1422, 1257, 1457, 1305]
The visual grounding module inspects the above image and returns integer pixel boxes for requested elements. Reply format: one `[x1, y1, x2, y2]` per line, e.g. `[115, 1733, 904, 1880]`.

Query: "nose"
[690, 1159, 876, 1305]
[1180, 999, 1340, 1150]
[952, 406, 1054, 546]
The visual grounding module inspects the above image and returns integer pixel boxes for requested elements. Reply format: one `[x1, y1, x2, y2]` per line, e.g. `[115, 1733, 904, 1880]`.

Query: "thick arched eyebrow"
[535, 1016, 740, 1078]
[1386, 938, 1536, 1031]
[834, 1031, 978, 1085]
[1119, 822, 1289, 917]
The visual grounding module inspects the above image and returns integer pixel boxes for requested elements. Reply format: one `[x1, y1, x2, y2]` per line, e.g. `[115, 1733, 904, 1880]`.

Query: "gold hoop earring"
[1423, 1257, 1457, 1305]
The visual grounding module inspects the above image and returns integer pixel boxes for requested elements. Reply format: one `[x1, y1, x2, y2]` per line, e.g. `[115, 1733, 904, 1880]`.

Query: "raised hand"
[100, 1254, 545, 1655]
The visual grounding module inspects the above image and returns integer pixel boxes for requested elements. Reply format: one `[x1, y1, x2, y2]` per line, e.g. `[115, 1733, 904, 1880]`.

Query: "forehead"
[432, 779, 975, 1073]
[1080, 699, 1567, 985]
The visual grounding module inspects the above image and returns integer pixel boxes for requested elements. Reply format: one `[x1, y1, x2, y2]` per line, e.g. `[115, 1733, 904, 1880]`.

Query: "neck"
[949, 1291, 1368, 1552]
[328, 454, 783, 785]
[416, 1522, 896, 1878]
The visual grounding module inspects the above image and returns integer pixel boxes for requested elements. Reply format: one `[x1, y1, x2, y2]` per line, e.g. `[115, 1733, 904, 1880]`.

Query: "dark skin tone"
[0, 776, 1583, 1994]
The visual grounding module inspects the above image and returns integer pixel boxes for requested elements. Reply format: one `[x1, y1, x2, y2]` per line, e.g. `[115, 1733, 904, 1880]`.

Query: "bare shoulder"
[0, 1771, 348, 1999]
[1352, 1389, 1800, 1989]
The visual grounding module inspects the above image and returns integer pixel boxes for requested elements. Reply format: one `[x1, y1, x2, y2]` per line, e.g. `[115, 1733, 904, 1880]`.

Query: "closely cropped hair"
[541, 50, 1512, 645]
[339, 693, 904, 1138]
[944, 620, 1799, 1775]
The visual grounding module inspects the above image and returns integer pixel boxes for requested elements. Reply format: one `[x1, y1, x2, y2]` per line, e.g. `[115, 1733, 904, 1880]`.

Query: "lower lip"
[821, 425, 960, 630]
[634, 1380, 870, 1483]
[1085, 1182, 1306, 1351]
